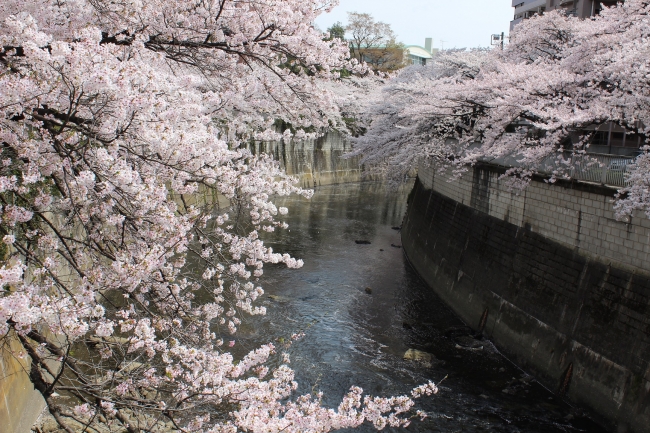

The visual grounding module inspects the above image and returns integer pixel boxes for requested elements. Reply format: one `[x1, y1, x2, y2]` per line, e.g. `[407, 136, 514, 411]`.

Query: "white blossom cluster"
[0, 0, 436, 431]
[353, 1, 650, 218]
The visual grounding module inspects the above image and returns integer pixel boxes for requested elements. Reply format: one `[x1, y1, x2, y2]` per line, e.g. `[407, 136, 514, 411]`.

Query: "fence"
[479, 151, 635, 188]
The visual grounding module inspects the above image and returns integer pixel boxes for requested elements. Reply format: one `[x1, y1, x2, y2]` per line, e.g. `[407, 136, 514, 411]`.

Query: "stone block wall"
[403, 162, 650, 433]
[419, 162, 650, 274]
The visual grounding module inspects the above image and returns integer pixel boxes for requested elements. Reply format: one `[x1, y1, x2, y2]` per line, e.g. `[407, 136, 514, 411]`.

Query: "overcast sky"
[315, 0, 514, 50]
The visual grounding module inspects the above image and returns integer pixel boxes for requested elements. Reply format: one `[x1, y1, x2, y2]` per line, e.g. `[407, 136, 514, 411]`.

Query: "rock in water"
[355, 240, 371, 245]
[454, 335, 484, 351]
[365, 287, 372, 294]
[403, 349, 433, 365]
[391, 226, 401, 230]
[390, 244, 402, 248]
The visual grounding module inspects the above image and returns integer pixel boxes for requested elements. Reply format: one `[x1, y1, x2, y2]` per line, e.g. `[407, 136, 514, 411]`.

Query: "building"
[356, 38, 438, 71]
[546, 0, 619, 17]
[511, 0, 547, 30]
[405, 38, 438, 66]
[511, 0, 619, 30]
[510, 0, 635, 156]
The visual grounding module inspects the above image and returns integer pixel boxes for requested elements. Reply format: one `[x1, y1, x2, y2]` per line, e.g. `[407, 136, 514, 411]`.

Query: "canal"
[232, 178, 610, 433]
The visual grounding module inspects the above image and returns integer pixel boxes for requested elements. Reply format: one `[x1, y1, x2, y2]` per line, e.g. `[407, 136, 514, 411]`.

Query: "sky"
[314, 0, 514, 50]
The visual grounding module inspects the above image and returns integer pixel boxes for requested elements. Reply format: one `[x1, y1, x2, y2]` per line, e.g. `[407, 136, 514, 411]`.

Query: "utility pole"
[440, 40, 446, 51]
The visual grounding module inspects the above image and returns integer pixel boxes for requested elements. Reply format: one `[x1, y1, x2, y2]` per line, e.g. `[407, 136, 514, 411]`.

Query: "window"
[610, 132, 625, 147]
[408, 55, 426, 66]
[625, 134, 646, 148]
[591, 131, 607, 146]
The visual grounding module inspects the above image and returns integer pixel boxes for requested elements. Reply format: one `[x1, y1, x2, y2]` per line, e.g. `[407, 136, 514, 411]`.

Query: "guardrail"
[478, 152, 635, 188]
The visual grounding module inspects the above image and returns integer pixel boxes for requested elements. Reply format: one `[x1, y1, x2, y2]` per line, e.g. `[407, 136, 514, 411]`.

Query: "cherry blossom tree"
[353, 1, 650, 217]
[345, 12, 405, 73]
[0, 1, 439, 432]
[349, 49, 490, 182]
[324, 72, 388, 136]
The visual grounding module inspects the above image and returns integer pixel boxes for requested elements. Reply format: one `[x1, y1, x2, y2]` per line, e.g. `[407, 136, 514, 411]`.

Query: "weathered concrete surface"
[247, 132, 366, 188]
[402, 167, 650, 433]
[417, 161, 650, 274]
[0, 332, 46, 433]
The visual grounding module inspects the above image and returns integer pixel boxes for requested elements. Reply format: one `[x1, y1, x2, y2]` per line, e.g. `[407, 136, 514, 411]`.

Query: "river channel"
[230, 173, 610, 432]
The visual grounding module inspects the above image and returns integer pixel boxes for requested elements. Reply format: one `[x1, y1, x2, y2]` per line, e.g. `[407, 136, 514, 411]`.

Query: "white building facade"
[405, 38, 437, 66]
[511, 0, 619, 30]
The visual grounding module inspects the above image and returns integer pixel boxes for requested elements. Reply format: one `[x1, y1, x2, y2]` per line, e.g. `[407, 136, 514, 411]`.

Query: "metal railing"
[479, 151, 635, 188]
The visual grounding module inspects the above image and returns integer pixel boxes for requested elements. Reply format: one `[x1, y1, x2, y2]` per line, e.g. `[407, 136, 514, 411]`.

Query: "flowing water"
[232, 179, 610, 433]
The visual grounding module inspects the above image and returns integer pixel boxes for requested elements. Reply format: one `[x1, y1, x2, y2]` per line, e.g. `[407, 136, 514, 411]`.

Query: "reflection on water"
[245, 132, 364, 188]
[237, 182, 609, 433]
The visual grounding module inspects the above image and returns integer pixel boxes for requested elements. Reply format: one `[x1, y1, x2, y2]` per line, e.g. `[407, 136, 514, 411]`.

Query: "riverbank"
[401, 163, 650, 433]
[249, 181, 608, 433]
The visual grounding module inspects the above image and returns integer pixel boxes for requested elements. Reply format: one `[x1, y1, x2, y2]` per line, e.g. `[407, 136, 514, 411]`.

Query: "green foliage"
[326, 22, 346, 41]
[273, 119, 316, 136]
[341, 117, 366, 137]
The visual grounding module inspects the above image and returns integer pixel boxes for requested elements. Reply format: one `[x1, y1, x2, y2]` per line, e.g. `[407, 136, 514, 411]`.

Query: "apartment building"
[511, 0, 546, 30]
[510, 0, 640, 156]
[511, 0, 619, 30]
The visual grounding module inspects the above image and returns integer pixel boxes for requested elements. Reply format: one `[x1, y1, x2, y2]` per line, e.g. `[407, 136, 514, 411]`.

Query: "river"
[230, 173, 610, 432]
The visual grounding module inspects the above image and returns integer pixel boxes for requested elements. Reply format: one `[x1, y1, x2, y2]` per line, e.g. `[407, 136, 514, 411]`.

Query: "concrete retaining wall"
[247, 132, 365, 189]
[0, 332, 45, 433]
[403, 162, 650, 433]
[418, 162, 650, 273]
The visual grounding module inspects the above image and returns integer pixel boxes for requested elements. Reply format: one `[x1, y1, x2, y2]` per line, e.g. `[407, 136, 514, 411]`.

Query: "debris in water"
[403, 349, 434, 366]
[379, 249, 384, 251]
[454, 335, 484, 349]
[391, 244, 402, 248]
[365, 287, 372, 294]
[355, 240, 371, 245]
[391, 226, 401, 230]
[455, 343, 484, 352]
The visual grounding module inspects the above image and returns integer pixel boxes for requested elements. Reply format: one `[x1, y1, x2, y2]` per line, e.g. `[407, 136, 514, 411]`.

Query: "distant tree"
[345, 12, 406, 72]
[349, 49, 490, 181]
[327, 21, 346, 40]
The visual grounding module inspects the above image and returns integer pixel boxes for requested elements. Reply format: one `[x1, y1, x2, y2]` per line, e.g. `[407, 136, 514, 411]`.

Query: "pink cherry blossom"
[354, 1, 650, 220]
[0, 1, 436, 431]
